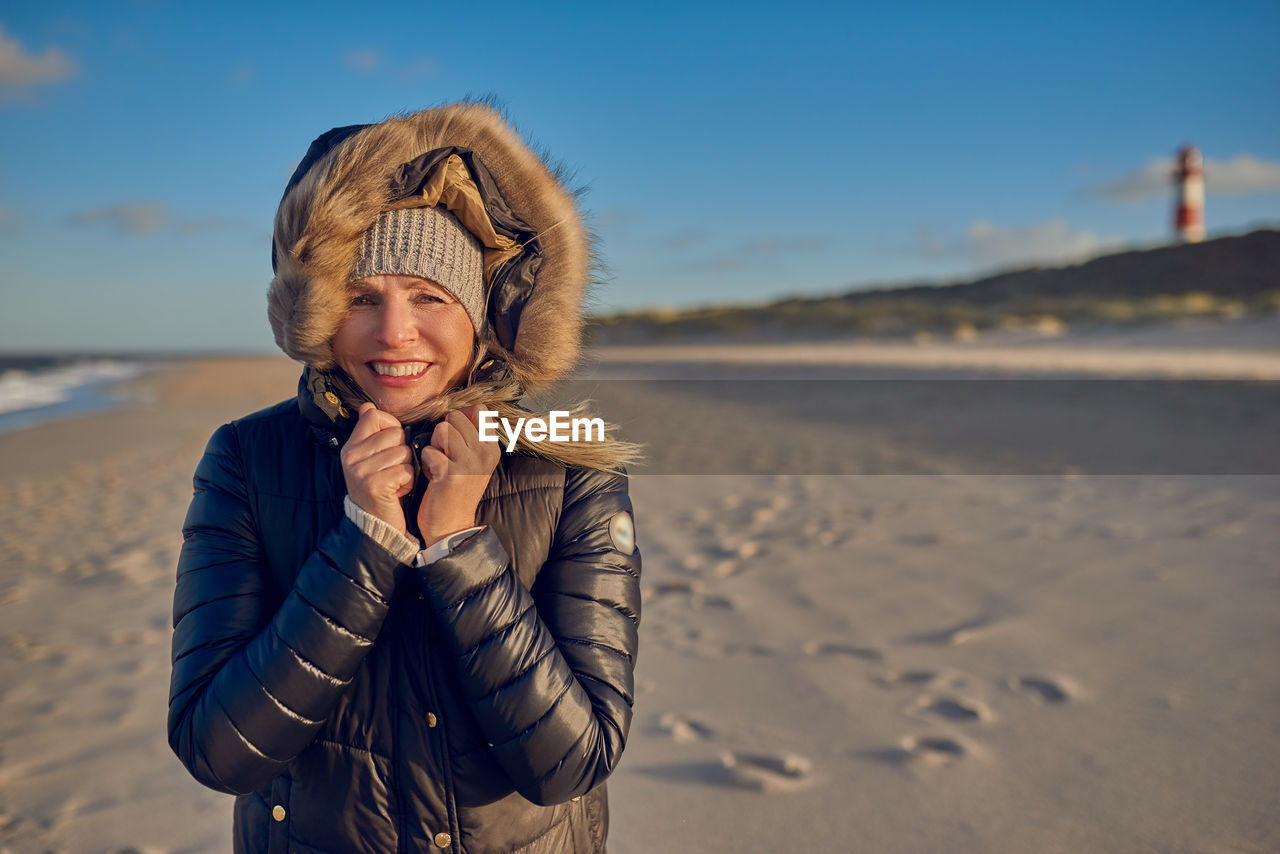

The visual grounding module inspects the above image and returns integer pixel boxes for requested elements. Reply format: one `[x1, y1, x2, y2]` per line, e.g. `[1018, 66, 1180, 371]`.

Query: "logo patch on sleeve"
[608, 511, 635, 555]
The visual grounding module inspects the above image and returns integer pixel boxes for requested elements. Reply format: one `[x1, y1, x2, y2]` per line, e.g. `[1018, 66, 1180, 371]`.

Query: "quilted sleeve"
[415, 467, 641, 806]
[167, 422, 402, 795]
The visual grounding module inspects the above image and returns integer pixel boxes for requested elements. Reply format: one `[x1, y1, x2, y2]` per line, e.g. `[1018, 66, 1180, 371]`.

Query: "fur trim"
[268, 102, 590, 393]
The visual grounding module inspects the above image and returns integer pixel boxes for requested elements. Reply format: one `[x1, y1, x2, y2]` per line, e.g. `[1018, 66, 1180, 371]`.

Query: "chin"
[373, 390, 439, 419]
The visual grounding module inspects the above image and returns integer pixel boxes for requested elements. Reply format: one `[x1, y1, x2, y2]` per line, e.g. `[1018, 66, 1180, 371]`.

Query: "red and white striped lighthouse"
[1173, 144, 1205, 243]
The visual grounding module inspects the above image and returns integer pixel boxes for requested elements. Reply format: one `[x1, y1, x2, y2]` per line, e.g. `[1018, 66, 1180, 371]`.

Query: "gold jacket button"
[426, 712, 438, 728]
[324, 392, 340, 405]
[272, 805, 286, 822]
[571, 796, 581, 802]
[433, 831, 452, 848]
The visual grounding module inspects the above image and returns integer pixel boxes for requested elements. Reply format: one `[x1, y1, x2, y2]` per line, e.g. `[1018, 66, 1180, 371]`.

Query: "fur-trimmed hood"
[268, 101, 589, 395]
[268, 102, 640, 473]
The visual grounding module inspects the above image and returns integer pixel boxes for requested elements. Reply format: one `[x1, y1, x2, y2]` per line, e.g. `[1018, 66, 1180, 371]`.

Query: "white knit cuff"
[343, 495, 422, 564]
[416, 526, 485, 567]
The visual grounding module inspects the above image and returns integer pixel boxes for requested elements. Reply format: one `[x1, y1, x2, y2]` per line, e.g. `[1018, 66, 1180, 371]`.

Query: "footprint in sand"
[902, 616, 998, 647]
[6, 634, 65, 665]
[875, 669, 941, 688]
[909, 694, 994, 723]
[680, 554, 707, 573]
[719, 751, 813, 792]
[801, 641, 884, 662]
[712, 559, 741, 578]
[0, 581, 29, 606]
[901, 735, 967, 764]
[815, 529, 841, 547]
[649, 579, 703, 598]
[898, 531, 943, 547]
[1007, 675, 1074, 704]
[720, 642, 775, 658]
[713, 537, 762, 561]
[657, 713, 714, 743]
[105, 546, 171, 585]
[865, 735, 968, 766]
[108, 628, 169, 646]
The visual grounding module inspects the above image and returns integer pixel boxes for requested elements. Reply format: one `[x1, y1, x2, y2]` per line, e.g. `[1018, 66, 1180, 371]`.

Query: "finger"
[350, 457, 414, 498]
[394, 472, 415, 498]
[479, 436, 501, 468]
[347, 449, 413, 491]
[342, 421, 408, 465]
[421, 445, 449, 481]
[443, 410, 480, 452]
[347, 403, 380, 444]
[348, 402, 399, 444]
[357, 443, 414, 474]
[431, 419, 458, 459]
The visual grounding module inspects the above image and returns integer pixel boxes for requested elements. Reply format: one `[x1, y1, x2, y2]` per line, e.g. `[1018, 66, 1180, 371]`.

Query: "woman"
[168, 102, 641, 853]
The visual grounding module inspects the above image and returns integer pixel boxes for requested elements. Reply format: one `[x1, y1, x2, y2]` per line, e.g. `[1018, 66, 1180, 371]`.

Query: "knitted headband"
[349, 206, 487, 334]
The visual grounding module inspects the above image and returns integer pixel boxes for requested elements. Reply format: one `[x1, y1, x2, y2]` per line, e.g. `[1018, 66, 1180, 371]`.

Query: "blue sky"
[1, 0, 1278, 353]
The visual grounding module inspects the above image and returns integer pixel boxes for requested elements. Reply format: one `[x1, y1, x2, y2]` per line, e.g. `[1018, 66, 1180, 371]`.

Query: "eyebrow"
[407, 281, 456, 301]
[346, 278, 454, 298]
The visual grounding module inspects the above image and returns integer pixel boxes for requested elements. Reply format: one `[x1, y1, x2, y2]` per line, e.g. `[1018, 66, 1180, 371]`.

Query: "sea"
[0, 354, 161, 436]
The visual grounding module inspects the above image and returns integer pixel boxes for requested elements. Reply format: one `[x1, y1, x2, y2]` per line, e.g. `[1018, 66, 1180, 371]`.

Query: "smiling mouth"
[369, 361, 430, 377]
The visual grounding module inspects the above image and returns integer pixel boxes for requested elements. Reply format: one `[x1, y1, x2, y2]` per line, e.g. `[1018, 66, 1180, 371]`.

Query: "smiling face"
[330, 274, 476, 419]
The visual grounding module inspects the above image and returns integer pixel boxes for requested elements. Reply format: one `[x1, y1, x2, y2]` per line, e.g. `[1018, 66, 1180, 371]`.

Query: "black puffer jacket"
[168, 384, 641, 853]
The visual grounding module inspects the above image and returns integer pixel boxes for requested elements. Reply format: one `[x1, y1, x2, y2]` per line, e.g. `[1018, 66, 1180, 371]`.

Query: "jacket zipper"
[420, 604, 461, 852]
[390, 605, 414, 853]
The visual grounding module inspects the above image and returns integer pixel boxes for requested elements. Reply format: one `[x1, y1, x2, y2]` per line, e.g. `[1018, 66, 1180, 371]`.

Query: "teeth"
[371, 362, 428, 377]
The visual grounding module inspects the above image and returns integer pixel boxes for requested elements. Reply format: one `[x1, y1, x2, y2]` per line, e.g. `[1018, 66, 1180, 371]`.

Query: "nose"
[374, 296, 417, 348]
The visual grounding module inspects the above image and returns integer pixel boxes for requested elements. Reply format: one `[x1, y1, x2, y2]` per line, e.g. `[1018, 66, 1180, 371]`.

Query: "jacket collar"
[297, 366, 439, 451]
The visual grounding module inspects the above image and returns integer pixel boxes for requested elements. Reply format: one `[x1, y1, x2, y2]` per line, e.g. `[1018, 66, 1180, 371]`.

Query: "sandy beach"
[2, 328, 1278, 852]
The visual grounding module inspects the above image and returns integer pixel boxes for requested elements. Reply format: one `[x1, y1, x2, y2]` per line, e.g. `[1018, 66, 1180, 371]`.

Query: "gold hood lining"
[385, 154, 524, 284]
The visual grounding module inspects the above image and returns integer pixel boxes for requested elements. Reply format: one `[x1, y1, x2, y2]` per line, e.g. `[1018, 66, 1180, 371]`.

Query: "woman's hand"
[417, 405, 501, 546]
[341, 402, 415, 534]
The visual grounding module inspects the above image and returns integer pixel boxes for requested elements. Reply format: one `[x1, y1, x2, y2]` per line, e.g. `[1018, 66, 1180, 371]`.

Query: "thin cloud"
[743, 236, 829, 253]
[914, 219, 1123, 270]
[1206, 154, 1280, 195]
[344, 48, 382, 72]
[676, 234, 832, 273]
[595, 207, 641, 229]
[176, 215, 254, 235]
[70, 202, 249, 236]
[396, 57, 439, 80]
[911, 223, 951, 260]
[227, 61, 255, 86]
[1085, 153, 1280, 202]
[0, 24, 77, 90]
[962, 219, 1122, 269]
[713, 234, 830, 267]
[1084, 158, 1170, 203]
[661, 228, 708, 251]
[72, 202, 169, 234]
[343, 48, 438, 80]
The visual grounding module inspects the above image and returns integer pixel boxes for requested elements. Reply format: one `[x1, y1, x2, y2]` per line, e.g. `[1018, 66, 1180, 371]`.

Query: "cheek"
[439, 309, 476, 365]
[329, 319, 362, 365]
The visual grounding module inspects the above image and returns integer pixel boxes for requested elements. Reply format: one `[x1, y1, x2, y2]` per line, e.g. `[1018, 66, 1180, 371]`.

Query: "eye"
[413, 291, 447, 305]
[350, 293, 377, 307]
